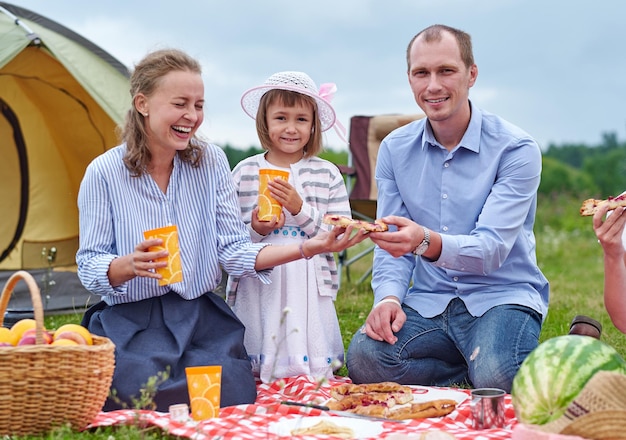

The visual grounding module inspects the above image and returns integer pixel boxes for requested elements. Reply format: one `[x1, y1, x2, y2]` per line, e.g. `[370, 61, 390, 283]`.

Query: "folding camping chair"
[337, 114, 424, 284]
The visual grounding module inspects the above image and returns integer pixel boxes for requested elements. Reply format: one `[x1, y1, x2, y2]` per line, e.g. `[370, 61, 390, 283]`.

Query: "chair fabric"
[338, 114, 424, 284]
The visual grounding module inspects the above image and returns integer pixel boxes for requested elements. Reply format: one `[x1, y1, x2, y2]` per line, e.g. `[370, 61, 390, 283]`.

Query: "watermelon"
[511, 335, 626, 425]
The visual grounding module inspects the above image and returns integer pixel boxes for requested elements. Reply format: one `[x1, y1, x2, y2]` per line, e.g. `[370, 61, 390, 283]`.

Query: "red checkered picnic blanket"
[88, 375, 518, 439]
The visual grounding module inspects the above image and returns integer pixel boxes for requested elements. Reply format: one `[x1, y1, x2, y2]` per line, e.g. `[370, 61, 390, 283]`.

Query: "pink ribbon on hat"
[318, 83, 348, 145]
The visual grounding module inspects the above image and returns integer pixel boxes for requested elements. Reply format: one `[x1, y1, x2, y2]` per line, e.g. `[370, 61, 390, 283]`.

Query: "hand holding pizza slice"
[580, 194, 626, 216]
[323, 214, 389, 232]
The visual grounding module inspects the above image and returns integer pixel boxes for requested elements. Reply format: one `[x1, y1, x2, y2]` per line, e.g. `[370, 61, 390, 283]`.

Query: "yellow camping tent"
[0, 3, 129, 270]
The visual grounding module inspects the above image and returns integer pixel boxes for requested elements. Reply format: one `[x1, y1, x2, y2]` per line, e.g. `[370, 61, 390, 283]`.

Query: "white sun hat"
[241, 71, 337, 132]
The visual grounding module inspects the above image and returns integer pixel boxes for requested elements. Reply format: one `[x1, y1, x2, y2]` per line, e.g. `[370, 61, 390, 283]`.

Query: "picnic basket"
[0, 270, 115, 436]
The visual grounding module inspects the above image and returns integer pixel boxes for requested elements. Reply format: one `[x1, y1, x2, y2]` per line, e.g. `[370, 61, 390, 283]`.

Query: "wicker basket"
[0, 270, 115, 436]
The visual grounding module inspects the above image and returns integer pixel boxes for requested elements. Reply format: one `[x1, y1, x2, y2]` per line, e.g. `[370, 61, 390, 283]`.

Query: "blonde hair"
[120, 48, 204, 176]
[255, 89, 323, 158]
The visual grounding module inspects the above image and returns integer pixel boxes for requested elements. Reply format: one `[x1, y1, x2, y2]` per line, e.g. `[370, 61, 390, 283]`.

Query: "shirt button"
[444, 162, 450, 168]
[442, 194, 448, 199]
[453, 276, 459, 282]
[443, 226, 449, 231]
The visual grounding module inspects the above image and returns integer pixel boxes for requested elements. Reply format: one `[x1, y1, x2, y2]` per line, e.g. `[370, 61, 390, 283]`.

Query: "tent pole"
[0, 5, 41, 45]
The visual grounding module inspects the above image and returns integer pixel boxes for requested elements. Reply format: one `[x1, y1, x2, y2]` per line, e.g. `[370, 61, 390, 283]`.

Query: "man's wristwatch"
[412, 226, 430, 256]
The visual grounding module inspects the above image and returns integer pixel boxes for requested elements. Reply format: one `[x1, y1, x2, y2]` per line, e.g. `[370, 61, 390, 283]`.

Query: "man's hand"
[369, 215, 422, 257]
[364, 298, 406, 344]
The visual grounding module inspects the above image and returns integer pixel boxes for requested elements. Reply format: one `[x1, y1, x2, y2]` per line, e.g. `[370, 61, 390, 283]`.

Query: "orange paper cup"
[257, 169, 289, 221]
[186, 365, 222, 420]
[143, 225, 183, 286]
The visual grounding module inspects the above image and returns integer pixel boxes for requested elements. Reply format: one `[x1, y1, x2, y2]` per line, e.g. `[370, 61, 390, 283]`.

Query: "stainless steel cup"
[470, 387, 506, 429]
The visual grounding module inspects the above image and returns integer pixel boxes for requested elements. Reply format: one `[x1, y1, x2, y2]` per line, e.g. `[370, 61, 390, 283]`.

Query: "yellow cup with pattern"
[143, 225, 183, 286]
[257, 169, 289, 221]
[185, 365, 222, 420]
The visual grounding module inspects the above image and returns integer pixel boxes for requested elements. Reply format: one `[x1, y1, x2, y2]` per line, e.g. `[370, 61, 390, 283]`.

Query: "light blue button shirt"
[76, 142, 270, 305]
[373, 102, 549, 319]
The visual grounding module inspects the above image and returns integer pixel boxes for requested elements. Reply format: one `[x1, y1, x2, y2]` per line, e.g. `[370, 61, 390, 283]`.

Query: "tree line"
[221, 130, 626, 199]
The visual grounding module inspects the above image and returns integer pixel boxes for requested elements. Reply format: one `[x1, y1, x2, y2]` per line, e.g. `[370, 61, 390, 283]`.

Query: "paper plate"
[267, 415, 384, 438]
[410, 386, 469, 405]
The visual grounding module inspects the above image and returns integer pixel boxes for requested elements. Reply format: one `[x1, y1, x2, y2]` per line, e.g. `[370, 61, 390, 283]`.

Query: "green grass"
[24, 194, 625, 438]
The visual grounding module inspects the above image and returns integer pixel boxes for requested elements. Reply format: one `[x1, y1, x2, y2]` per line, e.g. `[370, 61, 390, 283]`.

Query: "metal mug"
[470, 388, 506, 429]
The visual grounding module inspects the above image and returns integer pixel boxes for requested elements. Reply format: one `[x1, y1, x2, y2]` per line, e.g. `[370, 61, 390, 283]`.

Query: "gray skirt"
[82, 291, 256, 412]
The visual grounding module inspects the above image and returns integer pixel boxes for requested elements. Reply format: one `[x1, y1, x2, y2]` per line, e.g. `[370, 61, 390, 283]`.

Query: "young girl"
[227, 71, 351, 383]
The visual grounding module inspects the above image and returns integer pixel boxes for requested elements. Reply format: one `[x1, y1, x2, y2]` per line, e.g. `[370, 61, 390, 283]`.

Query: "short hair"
[406, 24, 474, 72]
[121, 48, 204, 176]
[255, 89, 323, 158]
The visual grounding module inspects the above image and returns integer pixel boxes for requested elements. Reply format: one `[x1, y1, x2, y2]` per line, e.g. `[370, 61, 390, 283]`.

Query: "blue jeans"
[346, 298, 541, 392]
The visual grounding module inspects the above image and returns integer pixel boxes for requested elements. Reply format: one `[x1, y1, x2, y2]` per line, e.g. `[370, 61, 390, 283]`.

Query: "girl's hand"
[251, 206, 285, 235]
[268, 178, 303, 216]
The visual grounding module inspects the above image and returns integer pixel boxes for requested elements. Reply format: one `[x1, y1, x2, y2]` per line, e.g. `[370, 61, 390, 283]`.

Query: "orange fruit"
[10, 319, 38, 344]
[53, 323, 93, 345]
[190, 396, 216, 420]
[0, 327, 14, 346]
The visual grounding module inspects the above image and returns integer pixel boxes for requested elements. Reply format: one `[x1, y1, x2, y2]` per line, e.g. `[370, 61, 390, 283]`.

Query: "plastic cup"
[257, 169, 289, 221]
[143, 225, 183, 286]
[185, 365, 222, 420]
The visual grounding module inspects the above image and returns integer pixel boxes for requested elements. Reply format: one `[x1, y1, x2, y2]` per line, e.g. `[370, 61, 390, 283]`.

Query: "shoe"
[569, 315, 602, 339]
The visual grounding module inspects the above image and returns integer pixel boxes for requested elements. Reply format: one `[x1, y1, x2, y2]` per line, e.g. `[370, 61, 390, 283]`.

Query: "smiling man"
[346, 24, 549, 393]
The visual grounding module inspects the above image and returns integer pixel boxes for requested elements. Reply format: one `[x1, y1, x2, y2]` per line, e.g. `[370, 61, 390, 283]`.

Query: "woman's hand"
[304, 225, 369, 255]
[108, 238, 168, 286]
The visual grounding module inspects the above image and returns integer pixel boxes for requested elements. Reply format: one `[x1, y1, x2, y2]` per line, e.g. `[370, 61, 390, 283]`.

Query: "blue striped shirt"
[76, 142, 269, 305]
[374, 102, 549, 319]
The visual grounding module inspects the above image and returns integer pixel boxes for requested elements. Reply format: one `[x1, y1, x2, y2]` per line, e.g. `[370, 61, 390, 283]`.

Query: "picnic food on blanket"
[291, 419, 355, 438]
[322, 213, 389, 232]
[326, 381, 457, 419]
[511, 335, 626, 426]
[257, 169, 289, 221]
[579, 193, 626, 216]
[144, 224, 183, 286]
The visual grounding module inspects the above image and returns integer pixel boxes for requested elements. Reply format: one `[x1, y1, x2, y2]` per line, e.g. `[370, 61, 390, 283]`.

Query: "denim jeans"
[346, 298, 541, 392]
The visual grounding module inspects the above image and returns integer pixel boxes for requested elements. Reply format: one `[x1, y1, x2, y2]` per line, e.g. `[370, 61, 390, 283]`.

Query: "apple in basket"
[53, 324, 94, 345]
[17, 328, 54, 345]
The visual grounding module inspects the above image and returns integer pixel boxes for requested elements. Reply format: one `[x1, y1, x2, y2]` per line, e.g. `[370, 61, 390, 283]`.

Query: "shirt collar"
[422, 100, 482, 153]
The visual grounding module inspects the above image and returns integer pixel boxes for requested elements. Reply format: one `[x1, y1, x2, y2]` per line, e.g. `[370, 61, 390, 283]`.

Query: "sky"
[6, 0, 626, 151]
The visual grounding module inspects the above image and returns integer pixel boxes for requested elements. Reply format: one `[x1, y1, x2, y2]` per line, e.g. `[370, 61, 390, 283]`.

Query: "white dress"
[231, 170, 345, 384]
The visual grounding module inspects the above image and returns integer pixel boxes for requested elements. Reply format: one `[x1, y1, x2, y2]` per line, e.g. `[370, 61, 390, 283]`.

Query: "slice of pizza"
[329, 382, 413, 404]
[580, 193, 626, 216]
[387, 399, 457, 420]
[323, 214, 389, 232]
[326, 393, 397, 412]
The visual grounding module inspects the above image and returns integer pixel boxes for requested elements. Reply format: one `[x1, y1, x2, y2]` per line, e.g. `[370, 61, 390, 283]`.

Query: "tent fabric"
[0, 2, 130, 271]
